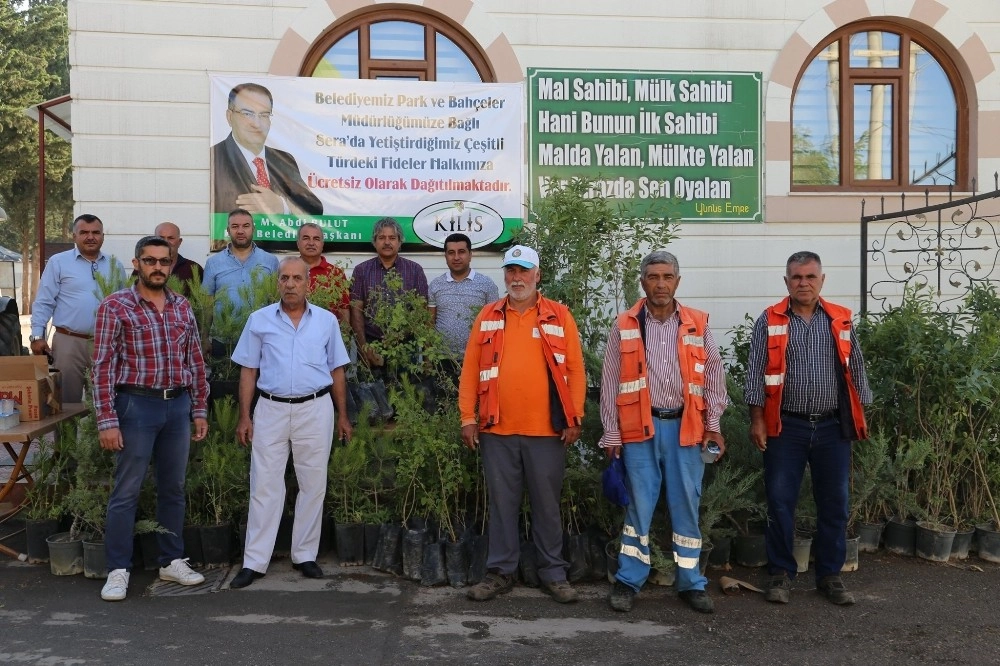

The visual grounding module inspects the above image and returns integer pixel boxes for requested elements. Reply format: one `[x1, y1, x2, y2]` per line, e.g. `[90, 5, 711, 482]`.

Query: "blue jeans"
[763, 415, 850, 581]
[616, 417, 708, 593]
[104, 392, 192, 571]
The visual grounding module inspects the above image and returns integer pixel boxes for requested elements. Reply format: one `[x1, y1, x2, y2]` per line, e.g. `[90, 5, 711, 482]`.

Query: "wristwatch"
[29, 335, 44, 343]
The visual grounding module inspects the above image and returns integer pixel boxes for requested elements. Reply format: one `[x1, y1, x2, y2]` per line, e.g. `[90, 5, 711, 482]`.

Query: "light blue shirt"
[231, 301, 349, 397]
[202, 244, 279, 309]
[30, 248, 126, 337]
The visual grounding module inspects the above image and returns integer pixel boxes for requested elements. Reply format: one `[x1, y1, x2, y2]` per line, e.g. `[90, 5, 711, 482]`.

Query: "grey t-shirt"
[428, 270, 500, 358]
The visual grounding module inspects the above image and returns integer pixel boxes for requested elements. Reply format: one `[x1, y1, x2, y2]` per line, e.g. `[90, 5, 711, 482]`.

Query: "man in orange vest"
[458, 245, 586, 604]
[745, 251, 871, 606]
[600, 250, 728, 614]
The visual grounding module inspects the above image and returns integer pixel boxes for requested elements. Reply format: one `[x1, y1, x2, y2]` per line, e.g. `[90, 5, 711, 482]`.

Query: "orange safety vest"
[475, 295, 582, 430]
[763, 296, 868, 440]
[615, 298, 709, 447]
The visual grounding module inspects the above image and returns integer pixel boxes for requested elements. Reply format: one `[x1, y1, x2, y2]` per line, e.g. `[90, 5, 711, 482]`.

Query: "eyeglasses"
[139, 257, 173, 267]
[230, 108, 273, 121]
[90, 261, 99, 278]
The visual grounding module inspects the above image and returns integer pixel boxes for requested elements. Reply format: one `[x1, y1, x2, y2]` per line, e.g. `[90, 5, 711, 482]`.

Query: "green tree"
[0, 0, 72, 312]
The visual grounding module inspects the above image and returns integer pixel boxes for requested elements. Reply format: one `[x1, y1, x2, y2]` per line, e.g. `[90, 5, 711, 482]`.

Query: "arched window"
[791, 22, 967, 190]
[301, 9, 493, 82]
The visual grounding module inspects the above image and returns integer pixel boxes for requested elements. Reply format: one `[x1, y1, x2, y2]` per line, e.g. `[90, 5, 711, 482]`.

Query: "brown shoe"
[467, 571, 515, 601]
[541, 579, 578, 604]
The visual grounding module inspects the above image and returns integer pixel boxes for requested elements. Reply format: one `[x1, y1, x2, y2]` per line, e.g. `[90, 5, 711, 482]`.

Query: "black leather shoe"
[292, 561, 323, 578]
[230, 568, 264, 589]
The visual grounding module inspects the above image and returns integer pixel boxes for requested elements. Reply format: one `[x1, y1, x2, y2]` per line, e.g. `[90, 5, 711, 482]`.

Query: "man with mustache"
[229, 257, 352, 588]
[92, 236, 210, 601]
[745, 251, 872, 606]
[349, 218, 428, 369]
[296, 222, 349, 323]
[30, 213, 126, 403]
[459, 245, 586, 604]
[600, 250, 728, 614]
[202, 209, 279, 310]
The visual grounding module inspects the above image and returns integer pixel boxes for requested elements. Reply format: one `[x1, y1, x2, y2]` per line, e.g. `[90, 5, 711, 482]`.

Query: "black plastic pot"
[734, 533, 767, 567]
[915, 521, 956, 563]
[335, 522, 365, 566]
[519, 540, 540, 587]
[564, 532, 589, 583]
[444, 537, 468, 587]
[25, 518, 60, 564]
[183, 524, 203, 566]
[950, 527, 975, 560]
[402, 527, 428, 580]
[364, 523, 381, 566]
[82, 537, 106, 579]
[857, 521, 884, 553]
[378, 524, 404, 575]
[420, 540, 447, 586]
[975, 523, 1000, 564]
[200, 523, 233, 566]
[466, 532, 488, 585]
[708, 535, 732, 568]
[46, 532, 83, 576]
[139, 531, 161, 570]
[884, 516, 916, 556]
[699, 540, 714, 576]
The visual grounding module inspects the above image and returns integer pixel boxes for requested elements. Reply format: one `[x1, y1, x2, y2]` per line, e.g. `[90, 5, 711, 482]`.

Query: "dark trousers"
[104, 392, 191, 570]
[480, 432, 568, 583]
[763, 415, 850, 581]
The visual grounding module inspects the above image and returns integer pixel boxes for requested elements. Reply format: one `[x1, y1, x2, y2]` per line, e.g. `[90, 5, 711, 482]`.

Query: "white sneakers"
[159, 558, 206, 586]
[101, 569, 130, 601]
[100, 559, 203, 602]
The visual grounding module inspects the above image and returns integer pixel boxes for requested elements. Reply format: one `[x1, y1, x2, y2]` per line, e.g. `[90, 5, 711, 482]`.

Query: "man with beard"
[428, 233, 499, 372]
[459, 245, 586, 604]
[349, 217, 428, 369]
[30, 213, 126, 403]
[229, 257, 352, 588]
[202, 208, 279, 311]
[92, 236, 210, 601]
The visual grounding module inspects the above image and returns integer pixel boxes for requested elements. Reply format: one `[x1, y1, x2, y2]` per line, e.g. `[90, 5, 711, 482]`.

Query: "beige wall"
[68, 0, 1000, 332]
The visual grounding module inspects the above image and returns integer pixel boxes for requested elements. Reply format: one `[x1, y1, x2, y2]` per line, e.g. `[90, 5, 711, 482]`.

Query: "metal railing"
[860, 175, 1000, 315]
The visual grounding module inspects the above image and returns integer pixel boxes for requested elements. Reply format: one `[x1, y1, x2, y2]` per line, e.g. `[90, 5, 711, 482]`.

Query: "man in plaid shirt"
[92, 236, 210, 602]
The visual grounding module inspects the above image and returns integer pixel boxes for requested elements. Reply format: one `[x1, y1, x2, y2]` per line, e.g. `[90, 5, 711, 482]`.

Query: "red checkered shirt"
[92, 285, 209, 431]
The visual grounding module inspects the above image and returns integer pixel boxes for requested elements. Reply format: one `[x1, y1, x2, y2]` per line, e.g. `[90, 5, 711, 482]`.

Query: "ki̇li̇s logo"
[411, 200, 504, 249]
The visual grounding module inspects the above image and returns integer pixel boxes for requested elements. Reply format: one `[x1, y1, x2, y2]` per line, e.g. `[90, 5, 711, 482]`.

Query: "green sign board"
[527, 69, 762, 223]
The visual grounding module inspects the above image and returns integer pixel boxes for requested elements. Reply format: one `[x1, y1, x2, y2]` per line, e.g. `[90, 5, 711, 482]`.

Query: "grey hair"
[297, 222, 323, 239]
[640, 250, 679, 277]
[786, 251, 822, 273]
[371, 217, 404, 243]
[278, 255, 309, 273]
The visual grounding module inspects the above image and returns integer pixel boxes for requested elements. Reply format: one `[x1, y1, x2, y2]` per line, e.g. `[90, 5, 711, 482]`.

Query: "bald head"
[155, 222, 183, 260]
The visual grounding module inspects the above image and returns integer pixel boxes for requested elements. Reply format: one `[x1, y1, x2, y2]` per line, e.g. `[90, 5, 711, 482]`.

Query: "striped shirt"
[92, 286, 209, 431]
[744, 302, 872, 413]
[599, 304, 727, 447]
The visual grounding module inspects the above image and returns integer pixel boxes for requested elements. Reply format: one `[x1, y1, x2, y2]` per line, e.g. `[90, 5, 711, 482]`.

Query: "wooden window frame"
[791, 21, 968, 192]
[300, 7, 495, 83]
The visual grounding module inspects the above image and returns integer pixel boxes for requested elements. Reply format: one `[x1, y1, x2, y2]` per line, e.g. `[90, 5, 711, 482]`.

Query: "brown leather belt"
[55, 326, 93, 340]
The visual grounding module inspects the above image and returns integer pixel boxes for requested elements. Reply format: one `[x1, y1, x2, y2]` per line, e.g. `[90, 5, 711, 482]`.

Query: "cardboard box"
[0, 357, 61, 421]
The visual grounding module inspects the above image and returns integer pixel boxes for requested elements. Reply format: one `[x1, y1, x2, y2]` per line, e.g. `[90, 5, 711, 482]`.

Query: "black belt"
[782, 410, 838, 423]
[258, 386, 331, 404]
[116, 385, 188, 400]
[651, 406, 684, 420]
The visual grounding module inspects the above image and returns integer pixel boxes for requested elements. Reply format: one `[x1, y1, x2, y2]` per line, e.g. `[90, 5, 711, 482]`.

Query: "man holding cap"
[458, 244, 586, 604]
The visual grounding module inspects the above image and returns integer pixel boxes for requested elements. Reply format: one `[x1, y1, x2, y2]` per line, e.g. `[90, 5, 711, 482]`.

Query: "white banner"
[209, 75, 524, 249]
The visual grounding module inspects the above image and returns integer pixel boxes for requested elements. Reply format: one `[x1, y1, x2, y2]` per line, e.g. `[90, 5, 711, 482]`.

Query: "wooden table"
[0, 403, 88, 559]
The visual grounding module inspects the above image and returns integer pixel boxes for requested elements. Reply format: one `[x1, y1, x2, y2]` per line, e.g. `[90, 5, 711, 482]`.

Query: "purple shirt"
[349, 255, 428, 341]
